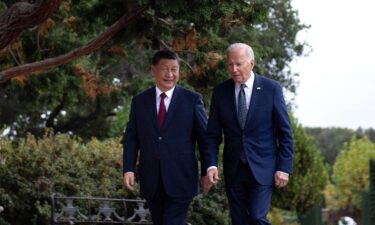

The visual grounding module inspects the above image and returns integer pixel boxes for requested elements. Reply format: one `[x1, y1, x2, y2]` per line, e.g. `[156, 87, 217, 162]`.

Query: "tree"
[272, 116, 329, 216]
[324, 136, 375, 211]
[0, 0, 308, 139]
[304, 127, 355, 166]
[0, 4, 147, 82]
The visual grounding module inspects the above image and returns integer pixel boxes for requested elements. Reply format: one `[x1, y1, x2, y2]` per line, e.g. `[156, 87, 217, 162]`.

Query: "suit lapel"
[227, 80, 242, 129]
[146, 87, 159, 131]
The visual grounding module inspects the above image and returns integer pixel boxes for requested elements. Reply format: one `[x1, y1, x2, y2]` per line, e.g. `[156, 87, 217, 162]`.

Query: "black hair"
[152, 49, 180, 65]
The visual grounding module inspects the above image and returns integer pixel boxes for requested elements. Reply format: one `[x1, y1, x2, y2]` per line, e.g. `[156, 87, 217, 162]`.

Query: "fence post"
[368, 159, 375, 225]
[299, 205, 323, 225]
[362, 190, 370, 225]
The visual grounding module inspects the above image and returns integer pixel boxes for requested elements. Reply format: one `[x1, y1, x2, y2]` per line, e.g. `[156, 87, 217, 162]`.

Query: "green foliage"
[0, 0, 308, 140]
[0, 114, 331, 224]
[272, 116, 329, 215]
[355, 127, 375, 144]
[0, 2, 7, 12]
[0, 68, 128, 140]
[268, 208, 300, 225]
[189, 189, 230, 225]
[304, 127, 375, 168]
[187, 143, 230, 225]
[304, 127, 355, 166]
[0, 217, 10, 225]
[325, 136, 375, 210]
[0, 132, 127, 225]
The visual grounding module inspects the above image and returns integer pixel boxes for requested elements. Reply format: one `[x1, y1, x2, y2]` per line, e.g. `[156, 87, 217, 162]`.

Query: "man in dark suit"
[122, 50, 208, 225]
[206, 43, 294, 225]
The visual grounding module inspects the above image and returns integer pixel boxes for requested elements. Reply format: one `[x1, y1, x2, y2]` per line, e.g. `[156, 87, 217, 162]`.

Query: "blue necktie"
[238, 84, 248, 163]
[237, 84, 247, 129]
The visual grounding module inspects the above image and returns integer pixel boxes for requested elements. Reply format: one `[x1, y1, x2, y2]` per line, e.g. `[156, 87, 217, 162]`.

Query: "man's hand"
[123, 172, 135, 192]
[274, 171, 289, 189]
[207, 167, 220, 184]
[200, 176, 214, 194]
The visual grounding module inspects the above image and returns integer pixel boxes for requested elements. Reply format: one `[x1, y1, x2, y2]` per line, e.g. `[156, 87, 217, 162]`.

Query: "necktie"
[238, 84, 248, 163]
[158, 93, 167, 128]
[237, 84, 247, 129]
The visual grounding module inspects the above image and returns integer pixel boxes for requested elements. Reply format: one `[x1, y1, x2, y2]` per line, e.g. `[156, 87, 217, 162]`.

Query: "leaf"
[172, 36, 186, 51]
[38, 18, 56, 36]
[62, 0, 72, 12]
[106, 46, 127, 56]
[185, 27, 197, 51]
[73, 64, 98, 100]
[207, 51, 223, 70]
[63, 16, 77, 29]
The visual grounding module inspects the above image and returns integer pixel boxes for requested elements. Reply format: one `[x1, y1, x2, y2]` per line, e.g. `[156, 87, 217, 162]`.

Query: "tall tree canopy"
[0, 0, 308, 139]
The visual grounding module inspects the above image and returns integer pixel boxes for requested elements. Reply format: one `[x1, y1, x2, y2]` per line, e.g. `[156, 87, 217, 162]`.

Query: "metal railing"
[51, 194, 152, 225]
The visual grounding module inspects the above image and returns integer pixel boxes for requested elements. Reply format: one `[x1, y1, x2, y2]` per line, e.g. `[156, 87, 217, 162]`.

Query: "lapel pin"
[256, 87, 261, 90]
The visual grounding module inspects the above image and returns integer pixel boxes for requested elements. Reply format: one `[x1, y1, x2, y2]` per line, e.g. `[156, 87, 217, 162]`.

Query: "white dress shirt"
[234, 71, 255, 110]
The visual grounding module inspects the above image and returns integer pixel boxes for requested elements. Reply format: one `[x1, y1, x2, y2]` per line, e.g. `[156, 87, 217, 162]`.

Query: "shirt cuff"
[207, 166, 218, 172]
[277, 171, 289, 176]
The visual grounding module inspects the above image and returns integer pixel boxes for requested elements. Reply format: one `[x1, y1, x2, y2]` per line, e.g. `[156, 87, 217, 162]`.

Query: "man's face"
[227, 48, 254, 84]
[151, 59, 180, 92]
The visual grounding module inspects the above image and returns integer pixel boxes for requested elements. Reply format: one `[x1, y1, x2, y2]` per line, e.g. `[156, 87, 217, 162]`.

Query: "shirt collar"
[156, 86, 175, 99]
[235, 71, 255, 89]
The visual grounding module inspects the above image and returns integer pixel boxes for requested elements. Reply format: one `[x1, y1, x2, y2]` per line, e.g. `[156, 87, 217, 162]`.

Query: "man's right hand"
[123, 172, 135, 192]
[200, 175, 213, 194]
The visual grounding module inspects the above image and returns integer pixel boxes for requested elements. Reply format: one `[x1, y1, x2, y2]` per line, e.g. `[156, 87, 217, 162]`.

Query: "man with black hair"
[123, 50, 209, 225]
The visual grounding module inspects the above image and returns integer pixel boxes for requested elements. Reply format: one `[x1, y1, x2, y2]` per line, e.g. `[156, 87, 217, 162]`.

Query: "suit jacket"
[123, 85, 208, 198]
[207, 74, 294, 185]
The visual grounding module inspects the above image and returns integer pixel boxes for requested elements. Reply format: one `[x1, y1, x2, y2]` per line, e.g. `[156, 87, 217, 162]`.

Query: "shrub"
[0, 132, 126, 225]
[272, 116, 329, 215]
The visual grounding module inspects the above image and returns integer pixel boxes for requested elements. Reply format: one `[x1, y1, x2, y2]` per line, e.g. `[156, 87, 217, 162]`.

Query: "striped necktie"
[237, 84, 247, 129]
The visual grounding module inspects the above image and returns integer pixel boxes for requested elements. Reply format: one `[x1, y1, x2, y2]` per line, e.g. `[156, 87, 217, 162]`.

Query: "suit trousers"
[226, 162, 273, 225]
[146, 172, 192, 225]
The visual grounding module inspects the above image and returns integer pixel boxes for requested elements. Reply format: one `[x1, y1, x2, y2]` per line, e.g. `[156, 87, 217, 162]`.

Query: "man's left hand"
[274, 171, 289, 189]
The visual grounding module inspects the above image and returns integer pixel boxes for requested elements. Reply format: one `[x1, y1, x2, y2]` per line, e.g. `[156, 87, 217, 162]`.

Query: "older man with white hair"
[206, 43, 294, 225]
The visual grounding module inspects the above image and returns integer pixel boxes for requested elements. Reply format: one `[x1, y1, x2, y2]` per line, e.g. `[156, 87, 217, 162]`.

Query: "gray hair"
[227, 43, 254, 63]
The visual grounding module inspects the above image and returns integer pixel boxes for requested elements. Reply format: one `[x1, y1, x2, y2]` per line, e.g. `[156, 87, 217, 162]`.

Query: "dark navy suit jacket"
[207, 74, 294, 185]
[123, 85, 208, 198]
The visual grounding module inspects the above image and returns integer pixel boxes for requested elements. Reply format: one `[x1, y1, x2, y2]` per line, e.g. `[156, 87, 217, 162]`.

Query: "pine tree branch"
[0, 0, 63, 50]
[159, 39, 195, 74]
[0, 6, 147, 83]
